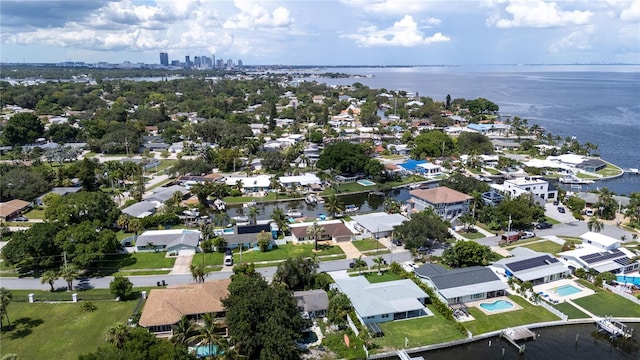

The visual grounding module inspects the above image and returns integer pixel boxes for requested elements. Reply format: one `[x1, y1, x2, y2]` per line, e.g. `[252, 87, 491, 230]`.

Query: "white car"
[224, 255, 233, 266]
[520, 231, 536, 239]
[402, 262, 417, 272]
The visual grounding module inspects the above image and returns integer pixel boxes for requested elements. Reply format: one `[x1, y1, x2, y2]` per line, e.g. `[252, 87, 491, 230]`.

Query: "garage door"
[178, 249, 196, 256]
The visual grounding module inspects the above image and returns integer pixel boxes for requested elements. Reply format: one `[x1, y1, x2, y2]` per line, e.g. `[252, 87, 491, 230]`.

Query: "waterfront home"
[414, 264, 507, 305]
[493, 248, 570, 285]
[501, 176, 557, 204]
[289, 220, 355, 243]
[576, 158, 607, 173]
[139, 279, 230, 337]
[222, 223, 275, 250]
[407, 186, 472, 220]
[416, 162, 442, 177]
[224, 175, 272, 193]
[278, 173, 321, 190]
[558, 233, 638, 274]
[0, 199, 32, 221]
[144, 185, 190, 205]
[121, 200, 157, 218]
[350, 212, 409, 239]
[135, 229, 201, 254]
[294, 289, 329, 319]
[481, 190, 504, 206]
[331, 276, 431, 325]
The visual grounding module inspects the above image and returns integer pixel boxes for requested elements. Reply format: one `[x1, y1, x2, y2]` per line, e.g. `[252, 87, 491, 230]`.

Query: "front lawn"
[232, 243, 344, 263]
[572, 280, 640, 317]
[544, 216, 561, 225]
[355, 271, 402, 283]
[552, 302, 590, 319]
[90, 253, 175, 274]
[23, 208, 46, 219]
[464, 295, 560, 335]
[597, 164, 623, 177]
[0, 298, 138, 360]
[521, 240, 563, 255]
[375, 306, 466, 349]
[352, 238, 385, 252]
[458, 230, 485, 240]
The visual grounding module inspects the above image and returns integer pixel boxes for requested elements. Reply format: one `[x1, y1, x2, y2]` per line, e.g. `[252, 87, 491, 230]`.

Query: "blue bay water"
[306, 65, 640, 195]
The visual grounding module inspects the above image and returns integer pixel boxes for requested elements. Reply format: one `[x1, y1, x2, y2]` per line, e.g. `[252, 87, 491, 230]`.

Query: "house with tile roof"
[139, 279, 230, 337]
[289, 220, 355, 243]
[0, 199, 32, 221]
[407, 186, 472, 220]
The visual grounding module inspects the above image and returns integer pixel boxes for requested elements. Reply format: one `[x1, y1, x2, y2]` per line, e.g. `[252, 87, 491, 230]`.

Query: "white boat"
[305, 194, 318, 204]
[232, 215, 249, 222]
[343, 204, 359, 213]
[559, 175, 594, 184]
[629, 168, 639, 174]
[286, 209, 303, 218]
[213, 198, 226, 211]
[243, 200, 257, 208]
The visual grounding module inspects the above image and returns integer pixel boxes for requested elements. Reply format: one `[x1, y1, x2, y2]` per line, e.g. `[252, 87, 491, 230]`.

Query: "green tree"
[306, 221, 325, 251]
[271, 207, 288, 236]
[45, 191, 120, 227]
[495, 193, 545, 230]
[316, 142, 370, 174]
[0, 166, 52, 202]
[351, 255, 368, 275]
[440, 173, 490, 195]
[457, 132, 494, 155]
[256, 230, 272, 252]
[60, 265, 79, 291]
[0, 288, 12, 329]
[373, 256, 385, 275]
[55, 221, 120, 269]
[190, 264, 207, 283]
[393, 210, 452, 250]
[327, 292, 352, 326]
[458, 213, 475, 232]
[41, 270, 59, 292]
[323, 194, 344, 218]
[410, 130, 454, 159]
[587, 216, 604, 233]
[171, 316, 198, 347]
[441, 241, 497, 268]
[109, 275, 133, 300]
[1, 112, 45, 145]
[273, 256, 319, 291]
[105, 322, 130, 349]
[625, 192, 640, 226]
[189, 313, 223, 358]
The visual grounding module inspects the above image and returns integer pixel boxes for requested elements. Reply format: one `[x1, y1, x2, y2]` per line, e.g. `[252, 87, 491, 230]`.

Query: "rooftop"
[410, 186, 472, 204]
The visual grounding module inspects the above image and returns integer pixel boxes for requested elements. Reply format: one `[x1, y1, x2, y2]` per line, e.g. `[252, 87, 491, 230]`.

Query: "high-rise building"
[212, 54, 215, 68]
[159, 52, 169, 66]
[185, 55, 191, 68]
[226, 59, 234, 68]
[237, 59, 243, 67]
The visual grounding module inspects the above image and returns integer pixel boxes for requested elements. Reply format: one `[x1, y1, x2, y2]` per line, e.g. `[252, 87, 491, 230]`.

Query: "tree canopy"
[317, 141, 370, 175]
[456, 132, 494, 155]
[45, 191, 120, 227]
[272, 256, 319, 291]
[1, 112, 45, 145]
[393, 210, 452, 250]
[410, 130, 455, 159]
[441, 240, 497, 268]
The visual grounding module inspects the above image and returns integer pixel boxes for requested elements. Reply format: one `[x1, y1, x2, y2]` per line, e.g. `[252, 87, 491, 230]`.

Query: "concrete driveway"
[545, 203, 575, 223]
[169, 253, 194, 275]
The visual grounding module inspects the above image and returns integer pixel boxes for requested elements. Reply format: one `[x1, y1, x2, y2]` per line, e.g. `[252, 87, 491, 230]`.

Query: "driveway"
[545, 203, 575, 223]
[336, 241, 362, 260]
[169, 253, 194, 275]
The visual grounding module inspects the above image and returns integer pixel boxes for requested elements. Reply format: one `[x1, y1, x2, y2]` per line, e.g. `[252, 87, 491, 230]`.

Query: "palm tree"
[306, 221, 325, 251]
[190, 264, 207, 283]
[248, 206, 259, 225]
[0, 287, 12, 329]
[352, 255, 367, 275]
[172, 190, 185, 208]
[587, 216, 604, 233]
[60, 265, 79, 291]
[271, 207, 288, 236]
[105, 322, 129, 349]
[372, 256, 385, 275]
[41, 270, 59, 292]
[172, 316, 198, 347]
[324, 194, 344, 218]
[189, 313, 223, 358]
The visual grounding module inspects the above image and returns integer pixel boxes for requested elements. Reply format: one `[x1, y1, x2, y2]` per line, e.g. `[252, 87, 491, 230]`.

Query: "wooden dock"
[501, 327, 536, 353]
[597, 317, 633, 338]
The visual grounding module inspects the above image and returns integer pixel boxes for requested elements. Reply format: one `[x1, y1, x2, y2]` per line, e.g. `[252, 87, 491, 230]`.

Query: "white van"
[224, 255, 233, 266]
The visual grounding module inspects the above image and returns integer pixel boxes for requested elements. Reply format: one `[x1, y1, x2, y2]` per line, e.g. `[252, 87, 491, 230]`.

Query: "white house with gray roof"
[350, 212, 408, 239]
[331, 276, 431, 325]
[135, 229, 201, 254]
[414, 264, 508, 305]
[493, 247, 570, 285]
[122, 200, 157, 218]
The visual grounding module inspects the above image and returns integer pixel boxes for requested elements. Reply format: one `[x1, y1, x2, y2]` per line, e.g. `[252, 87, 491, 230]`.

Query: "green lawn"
[230, 243, 344, 263]
[596, 164, 623, 177]
[375, 306, 465, 350]
[23, 208, 46, 219]
[576, 172, 598, 179]
[552, 302, 590, 319]
[354, 271, 402, 283]
[90, 253, 175, 274]
[544, 216, 561, 225]
[464, 296, 560, 335]
[484, 168, 501, 175]
[352, 238, 385, 252]
[572, 280, 640, 317]
[521, 240, 563, 255]
[0, 298, 138, 360]
[458, 230, 485, 240]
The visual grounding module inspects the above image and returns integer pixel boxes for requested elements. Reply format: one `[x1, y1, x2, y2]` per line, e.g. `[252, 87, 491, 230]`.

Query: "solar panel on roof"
[614, 257, 631, 266]
[507, 255, 558, 272]
[580, 249, 624, 264]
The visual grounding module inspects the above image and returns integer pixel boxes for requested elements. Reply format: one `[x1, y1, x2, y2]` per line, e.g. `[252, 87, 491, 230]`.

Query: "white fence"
[538, 300, 569, 321]
[604, 283, 640, 305]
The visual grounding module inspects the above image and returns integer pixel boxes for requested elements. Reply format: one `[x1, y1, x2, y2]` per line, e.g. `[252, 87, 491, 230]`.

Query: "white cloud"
[341, 15, 450, 47]
[425, 17, 442, 26]
[619, 1, 640, 21]
[340, 0, 434, 15]
[487, 0, 593, 28]
[223, 0, 292, 29]
[548, 25, 594, 53]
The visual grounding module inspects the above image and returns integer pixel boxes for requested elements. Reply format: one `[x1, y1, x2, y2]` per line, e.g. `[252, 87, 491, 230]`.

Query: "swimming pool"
[554, 284, 581, 297]
[190, 344, 220, 358]
[479, 299, 514, 312]
[617, 274, 640, 286]
[357, 179, 376, 186]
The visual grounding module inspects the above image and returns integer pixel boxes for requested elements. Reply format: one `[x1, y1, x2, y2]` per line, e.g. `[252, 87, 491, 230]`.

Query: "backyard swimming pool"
[479, 299, 514, 312]
[190, 344, 220, 358]
[617, 274, 640, 286]
[357, 179, 376, 186]
[554, 284, 581, 297]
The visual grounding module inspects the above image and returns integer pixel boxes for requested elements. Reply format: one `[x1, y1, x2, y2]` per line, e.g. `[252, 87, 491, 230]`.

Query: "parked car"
[553, 200, 559, 206]
[557, 206, 566, 213]
[224, 255, 233, 266]
[520, 231, 536, 239]
[535, 222, 553, 229]
[417, 246, 430, 254]
[13, 216, 29, 222]
[391, 239, 402, 247]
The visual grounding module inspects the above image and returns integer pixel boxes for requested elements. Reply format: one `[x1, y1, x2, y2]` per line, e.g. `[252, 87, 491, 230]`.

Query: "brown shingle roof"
[0, 199, 31, 219]
[139, 279, 231, 327]
[410, 187, 472, 204]
[291, 223, 353, 238]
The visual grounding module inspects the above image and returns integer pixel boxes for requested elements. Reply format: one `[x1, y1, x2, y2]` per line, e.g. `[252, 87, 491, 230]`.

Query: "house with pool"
[493, 248, 571, 285]
[414, 264, 508, 305]
[558, 232, 638, 275]
[331, 276, 431, 326]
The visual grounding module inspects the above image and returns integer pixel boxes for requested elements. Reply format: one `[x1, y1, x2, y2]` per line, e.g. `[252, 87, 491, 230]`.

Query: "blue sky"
[1, 0, 638, 65]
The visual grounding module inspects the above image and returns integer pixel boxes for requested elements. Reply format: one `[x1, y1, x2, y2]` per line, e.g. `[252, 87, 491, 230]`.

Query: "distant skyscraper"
[185, 55, 191, 68]
[212, 54, 215, 68]
[159, 52, 169, 66]
[237, 59, 243, 67]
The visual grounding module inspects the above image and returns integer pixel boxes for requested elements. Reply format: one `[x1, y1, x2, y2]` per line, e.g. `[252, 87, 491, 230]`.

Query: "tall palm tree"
[373, 256, 385, 275]
[189, 313, 223, 358]
[190, 264, 207, 283]
[248, 206, 259, 225]
[306, 221, 325, 251]
[59, 265, 79, 291]
[271, 207, 288, 236]
[0, 287, 12, 329]
[587, 216, 604, 233]
[324, 194, 344, 218]
[105, 322, 129, 349]
[352, 255, 367, 275]
[172, 316, 198, 347]
[41, 270, 59, 292]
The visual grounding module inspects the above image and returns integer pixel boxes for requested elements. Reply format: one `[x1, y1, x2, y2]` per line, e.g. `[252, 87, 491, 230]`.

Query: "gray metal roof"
[122, 200, 156, 218]
[145, 185, 189, 203]
[351, 212, 408, 233]
[438, 280, 508, 299]
[333, 277, 428, 318]
[415, 265, 501, 290]
[136, 229, 200, 249]
[294, 290, 329, 312]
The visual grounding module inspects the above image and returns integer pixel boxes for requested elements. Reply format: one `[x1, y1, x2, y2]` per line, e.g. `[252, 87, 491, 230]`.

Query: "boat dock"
[501, 327, 536, 353]
[597, 316, 633, 338]
[396, 349, 424, 360]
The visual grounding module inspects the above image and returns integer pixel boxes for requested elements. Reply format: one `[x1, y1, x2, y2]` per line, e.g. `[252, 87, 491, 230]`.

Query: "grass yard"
[464, 296, 560, 335]
[352, 238, 385, 252]
[90, 252, 175, 274]
[544, 216, 561, 225]
[572, 280, 640, 317]
[521, 240, 563, 255]
[458, 230, 485, 240]
[596, 164, 623, 177]
[356, 271, 402, 283]
[375, 306, 466, 350]
[23, 208, 46, 219]
[231, 243, 344, 263]
[552, 302, 590, 319]
[0, 299, 138, 360]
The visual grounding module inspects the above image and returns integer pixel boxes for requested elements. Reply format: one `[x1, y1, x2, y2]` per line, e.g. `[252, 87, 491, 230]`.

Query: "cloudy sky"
[1, 0, 639, 65]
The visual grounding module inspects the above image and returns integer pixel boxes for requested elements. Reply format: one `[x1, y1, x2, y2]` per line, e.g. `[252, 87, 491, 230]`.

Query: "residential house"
[35, 186, 83, 205]
[221, 223, 275, 250]
[139, 279, 231, 336]
[331, 276, 431, 325]
[493, 248, 570, 285]
[557, 232, 638, 274]
[408, 186, 472, 220]
[144, 185, 190, 206]
[289, 220, 355, 243]
[414, 264, 508, 305]
[576, 158, 607, 173]
[279, 173, 322, 191]
[122, 200, 157, 218]
[350, 212, 408, 239]
[135, 229, 201, 254]
[481, 191, 504, 206]
[224, 175, 272, 193]
[502, 176, 557, 204]
[417, 162, 442, 177]
[294, 289, 329, 319]
[0, 199, 31, 221]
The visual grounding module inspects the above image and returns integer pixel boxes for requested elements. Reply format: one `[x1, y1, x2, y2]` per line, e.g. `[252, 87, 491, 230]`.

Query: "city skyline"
[0, 0, 639, 66]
